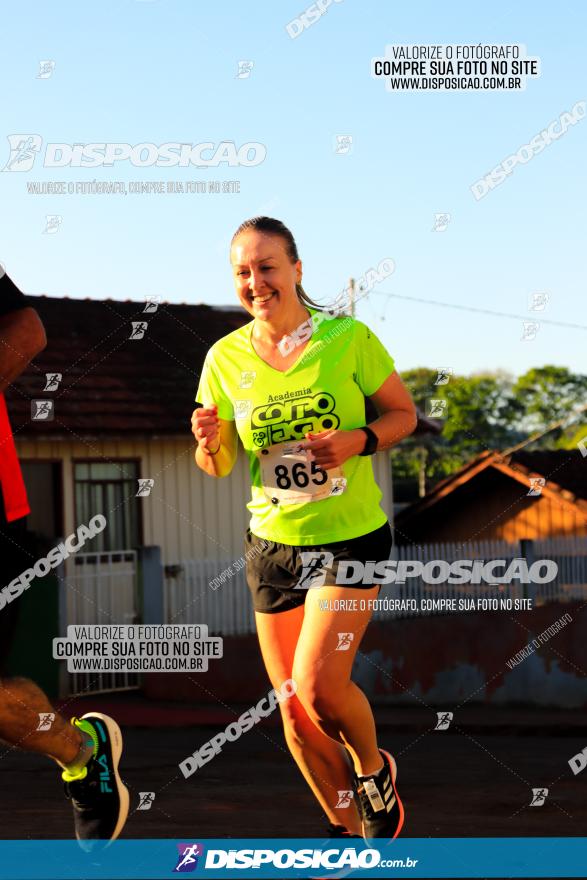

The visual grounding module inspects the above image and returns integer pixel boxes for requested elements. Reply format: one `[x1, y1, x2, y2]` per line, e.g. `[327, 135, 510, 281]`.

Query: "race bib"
[257, 442, 347, 506]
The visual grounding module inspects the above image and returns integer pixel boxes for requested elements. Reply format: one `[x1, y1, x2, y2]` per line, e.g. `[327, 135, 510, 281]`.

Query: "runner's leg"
[255, 606, 362, 834]
[0, 676, 89, 768]
[293, 585, 384, 777]
[0, 677, 130, 845]
[0, 521, 88, 768]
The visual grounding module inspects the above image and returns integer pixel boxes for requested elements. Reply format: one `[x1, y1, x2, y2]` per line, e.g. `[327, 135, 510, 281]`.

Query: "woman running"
[192, 217, 417, 842]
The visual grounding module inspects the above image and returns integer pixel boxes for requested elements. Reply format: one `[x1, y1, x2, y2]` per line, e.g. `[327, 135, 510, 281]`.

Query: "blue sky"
[1, 0, 585, 377]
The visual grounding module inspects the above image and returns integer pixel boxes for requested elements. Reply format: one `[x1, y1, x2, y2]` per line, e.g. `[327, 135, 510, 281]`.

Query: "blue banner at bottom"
[0, 838, 584, 879]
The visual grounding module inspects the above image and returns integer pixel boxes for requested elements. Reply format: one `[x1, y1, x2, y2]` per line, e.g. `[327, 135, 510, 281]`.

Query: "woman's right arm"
[192, 404, 238, 477]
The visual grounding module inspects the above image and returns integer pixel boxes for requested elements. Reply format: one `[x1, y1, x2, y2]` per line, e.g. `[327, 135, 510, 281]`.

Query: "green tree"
[391, 365, 586, 496]
[511, 366, 587, 444]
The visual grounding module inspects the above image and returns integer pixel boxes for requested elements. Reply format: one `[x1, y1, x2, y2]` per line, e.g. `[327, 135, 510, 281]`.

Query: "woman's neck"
[252, 302, 311, 346]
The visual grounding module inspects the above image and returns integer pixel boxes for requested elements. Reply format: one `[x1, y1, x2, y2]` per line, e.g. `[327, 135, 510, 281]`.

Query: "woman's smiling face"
[230, 230, 302, 320]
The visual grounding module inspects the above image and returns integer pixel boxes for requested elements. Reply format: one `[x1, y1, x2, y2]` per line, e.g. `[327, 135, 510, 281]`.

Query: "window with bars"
[74, 461, 141, 552]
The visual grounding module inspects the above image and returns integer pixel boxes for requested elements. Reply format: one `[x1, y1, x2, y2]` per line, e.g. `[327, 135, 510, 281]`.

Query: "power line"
[369, 290, 587, 331]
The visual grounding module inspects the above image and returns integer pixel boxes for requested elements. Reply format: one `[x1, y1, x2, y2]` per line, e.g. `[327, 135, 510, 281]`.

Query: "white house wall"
[16, 436, 394, 564]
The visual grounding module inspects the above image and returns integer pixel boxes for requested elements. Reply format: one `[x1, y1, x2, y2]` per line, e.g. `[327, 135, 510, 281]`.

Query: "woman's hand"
[299, 429, 366, 470]
[191, 404, 220, 452]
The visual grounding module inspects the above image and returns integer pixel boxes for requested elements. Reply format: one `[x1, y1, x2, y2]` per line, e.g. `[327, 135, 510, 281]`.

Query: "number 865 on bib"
[256, 442, 347, 506]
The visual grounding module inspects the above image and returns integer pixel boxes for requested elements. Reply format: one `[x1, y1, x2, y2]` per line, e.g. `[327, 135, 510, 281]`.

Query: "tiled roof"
[8, 294, 439, 437]
[395, 449, 587, 526]
[9, 295, 247, 435]
[510, 449, 587, 501]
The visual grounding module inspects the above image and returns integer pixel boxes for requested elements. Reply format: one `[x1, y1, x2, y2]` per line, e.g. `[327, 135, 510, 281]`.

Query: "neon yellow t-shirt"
[195, 307, 396, 545]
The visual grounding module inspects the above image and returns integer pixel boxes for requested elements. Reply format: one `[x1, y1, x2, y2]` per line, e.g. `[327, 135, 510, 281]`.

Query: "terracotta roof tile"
[8, 294, 437, 438]
[9, 295, 248, 435]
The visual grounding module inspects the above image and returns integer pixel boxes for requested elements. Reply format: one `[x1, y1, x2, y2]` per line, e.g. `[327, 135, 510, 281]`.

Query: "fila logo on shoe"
[97, 753, 113, 793]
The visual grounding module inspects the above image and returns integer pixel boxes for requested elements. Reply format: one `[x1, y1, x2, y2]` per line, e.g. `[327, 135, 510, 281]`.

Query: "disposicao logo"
[174, 843, 204, 872]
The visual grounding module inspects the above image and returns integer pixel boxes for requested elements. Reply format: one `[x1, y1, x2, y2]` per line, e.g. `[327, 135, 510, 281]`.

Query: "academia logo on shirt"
[251, 391, 340, 446]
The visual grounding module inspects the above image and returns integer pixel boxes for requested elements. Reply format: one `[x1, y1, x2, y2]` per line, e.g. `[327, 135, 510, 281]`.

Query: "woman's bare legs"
[293, 586, 384, 778]
[255, 606, 362, 834]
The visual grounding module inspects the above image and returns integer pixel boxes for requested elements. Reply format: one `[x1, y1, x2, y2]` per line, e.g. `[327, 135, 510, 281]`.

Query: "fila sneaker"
[62, 713, 129, 850]
[354, 749, 404, 842]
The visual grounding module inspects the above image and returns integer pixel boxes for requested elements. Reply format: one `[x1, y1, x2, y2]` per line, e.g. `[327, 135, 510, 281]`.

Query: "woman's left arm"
[300, 371, 418, 469]
[364, 370, 418, 452]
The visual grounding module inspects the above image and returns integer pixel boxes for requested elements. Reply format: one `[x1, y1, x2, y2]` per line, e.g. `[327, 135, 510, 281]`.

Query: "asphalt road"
[1, 721, 584, 839]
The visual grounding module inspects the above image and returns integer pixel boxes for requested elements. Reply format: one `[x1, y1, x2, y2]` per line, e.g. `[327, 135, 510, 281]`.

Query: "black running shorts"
[244, 520, 393, 614]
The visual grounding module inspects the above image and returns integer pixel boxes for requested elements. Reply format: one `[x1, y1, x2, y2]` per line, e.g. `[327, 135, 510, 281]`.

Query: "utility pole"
[418, 446, 428, 497]
[349, 277, 355, 317]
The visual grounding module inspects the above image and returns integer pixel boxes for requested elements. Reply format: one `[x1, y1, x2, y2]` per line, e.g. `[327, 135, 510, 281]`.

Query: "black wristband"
[358, 426, 378, 456]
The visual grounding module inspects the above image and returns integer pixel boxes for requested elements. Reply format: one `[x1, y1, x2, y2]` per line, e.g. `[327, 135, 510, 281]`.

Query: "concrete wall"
[143, 601, 587, 709]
